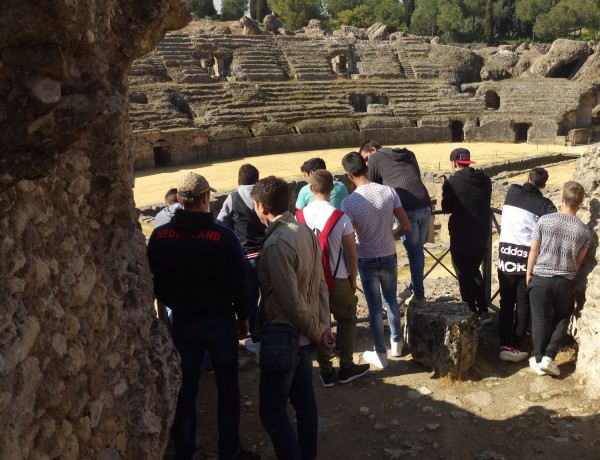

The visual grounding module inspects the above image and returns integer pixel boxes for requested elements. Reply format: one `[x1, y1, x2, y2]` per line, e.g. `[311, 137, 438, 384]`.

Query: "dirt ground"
[151, 142, 599, 459]
[162, 273, 600, 460]
[134, 142, 586, 207]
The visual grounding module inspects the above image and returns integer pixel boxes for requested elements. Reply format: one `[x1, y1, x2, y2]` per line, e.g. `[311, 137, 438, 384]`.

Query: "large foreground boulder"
[0, 0, 189, 458]
[406, 302, 478, 377]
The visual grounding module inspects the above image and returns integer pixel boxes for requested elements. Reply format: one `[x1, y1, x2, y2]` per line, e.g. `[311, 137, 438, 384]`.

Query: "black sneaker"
[479, 312, 492, 326]
[319, 370, 336, 388]
[337, 363, 370, 384]
[231, 447, 261, 460]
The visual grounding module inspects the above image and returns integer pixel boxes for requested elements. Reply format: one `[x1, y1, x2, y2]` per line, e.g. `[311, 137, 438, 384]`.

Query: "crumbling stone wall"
[571, 147, 600, 396]
[0, 1, 189, 458]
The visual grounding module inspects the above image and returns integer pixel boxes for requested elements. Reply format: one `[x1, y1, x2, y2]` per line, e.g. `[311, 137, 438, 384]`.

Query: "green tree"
[515, 0, 554, 38]
[493, 0, 511, 36]
[257, 0, 271, 19]
[410, 0, 439, 35]
[437, 0, 464, 40]
[250, 0, 257, 19]
[323, 0, 361, 16]
[184, 0, 217, 18]
[270, 0, 323, 30]
[221, 0, 248, 20]
[370, 0, 406, 30]
[463, 0, 486, 33]
[337, 4, 375, 27]
[484, 0, 494, 44]
[405, 0, 416, 27]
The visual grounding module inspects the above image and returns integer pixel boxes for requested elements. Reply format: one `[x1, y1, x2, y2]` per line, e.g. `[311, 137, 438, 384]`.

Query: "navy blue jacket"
[147, 209, 249, 322]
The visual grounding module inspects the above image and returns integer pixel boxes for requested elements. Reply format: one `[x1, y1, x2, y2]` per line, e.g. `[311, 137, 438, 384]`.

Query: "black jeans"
[246, 257, 260, 336]
[171, 315, 241, 460]
[259, 343, 318, 460]
[450, 246, 488, 315]
[528, 275, 574, 362]
[498, 271, 530, 348]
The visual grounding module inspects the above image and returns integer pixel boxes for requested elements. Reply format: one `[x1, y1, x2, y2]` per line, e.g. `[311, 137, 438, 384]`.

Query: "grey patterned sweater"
[532, 212, 590, 279]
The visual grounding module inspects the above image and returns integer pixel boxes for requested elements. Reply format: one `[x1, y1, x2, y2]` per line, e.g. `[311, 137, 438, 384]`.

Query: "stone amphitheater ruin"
[2, 2, 600, 458]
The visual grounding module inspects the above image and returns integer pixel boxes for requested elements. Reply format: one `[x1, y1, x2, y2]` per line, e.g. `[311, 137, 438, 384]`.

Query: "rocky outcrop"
[334, 25, 368, 40]
[480, 50, 519, 81]
[241, 16, 262, 36]
[0, 0, 189, 458]
[264, 14, 282, 34]
[573, 51, 600, 82]
[430, 44, 483, 84]
[530, 39, 591, 78]
[300, 19, 330, 37]
[366, 22, 389, 41]
[405, 302, 478, 377]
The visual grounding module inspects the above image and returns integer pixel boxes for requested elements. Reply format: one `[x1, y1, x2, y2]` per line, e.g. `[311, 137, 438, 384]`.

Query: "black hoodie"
[367, 147, 431, 212]
[441, 166, 492, 250]
[147, 209, 249, 322]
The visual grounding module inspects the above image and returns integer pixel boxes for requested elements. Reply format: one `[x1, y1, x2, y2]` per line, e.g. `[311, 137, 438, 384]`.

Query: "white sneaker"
[539, 356, 560, 376]
[244, 338, 261, 353]
[499, 346, 528, 362]
[363, 350, 388, 369]
[529, 356, 546, 375]
[391, 340, 402, 357]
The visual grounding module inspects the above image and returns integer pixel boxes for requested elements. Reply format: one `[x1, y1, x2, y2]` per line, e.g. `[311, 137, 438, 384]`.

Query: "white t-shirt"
[299, 200, 354, 279]
[342, 182, 402, 259]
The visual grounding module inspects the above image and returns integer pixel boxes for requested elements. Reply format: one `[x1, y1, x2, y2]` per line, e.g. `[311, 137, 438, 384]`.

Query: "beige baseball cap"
[177, 172, 216, 198]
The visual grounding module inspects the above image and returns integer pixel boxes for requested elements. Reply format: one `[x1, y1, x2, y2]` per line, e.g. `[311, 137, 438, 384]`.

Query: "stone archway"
[485, 90, 500, 110]
[153, 139, 172, 166]
[451, 120, 464, 142]
[513, 123, 530, 143]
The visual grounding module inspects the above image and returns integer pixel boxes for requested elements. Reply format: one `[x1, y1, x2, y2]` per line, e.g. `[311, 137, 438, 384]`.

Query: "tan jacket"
[258, 212, 330, 343]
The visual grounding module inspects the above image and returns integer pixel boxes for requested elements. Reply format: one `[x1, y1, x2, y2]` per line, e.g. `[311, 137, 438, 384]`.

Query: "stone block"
[405, 301, 478, 377]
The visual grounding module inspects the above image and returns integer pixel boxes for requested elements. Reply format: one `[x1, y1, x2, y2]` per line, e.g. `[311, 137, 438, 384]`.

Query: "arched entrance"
[451, 120, 464, 142]
[514, 123, 530, 143]
[153, 140, 171, 167]
[485, 90, 500, 110]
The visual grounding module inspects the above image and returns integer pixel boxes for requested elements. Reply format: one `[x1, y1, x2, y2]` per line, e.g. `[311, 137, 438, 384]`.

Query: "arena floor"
[133, 141, 587, 207]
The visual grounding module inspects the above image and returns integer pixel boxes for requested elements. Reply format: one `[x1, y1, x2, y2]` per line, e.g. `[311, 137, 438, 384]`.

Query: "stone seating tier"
[128, 76, 587, 133]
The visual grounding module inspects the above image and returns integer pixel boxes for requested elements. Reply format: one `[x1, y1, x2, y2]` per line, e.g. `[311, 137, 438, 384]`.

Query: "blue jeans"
[358, 255, 401, 353]
[260, 343, 318, 460]
[401, 207, 431, 299]
[171, 315, 241, 460]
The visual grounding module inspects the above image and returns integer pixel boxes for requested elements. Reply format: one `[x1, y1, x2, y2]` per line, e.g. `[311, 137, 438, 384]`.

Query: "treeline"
[183, 0, 600, 43]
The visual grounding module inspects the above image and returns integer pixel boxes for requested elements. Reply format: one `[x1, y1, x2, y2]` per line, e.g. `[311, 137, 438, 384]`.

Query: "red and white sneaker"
[499, 346, 528, 362]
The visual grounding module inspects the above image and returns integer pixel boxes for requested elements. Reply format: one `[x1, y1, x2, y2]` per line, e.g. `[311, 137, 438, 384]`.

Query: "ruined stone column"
[0, 1, 189, 458]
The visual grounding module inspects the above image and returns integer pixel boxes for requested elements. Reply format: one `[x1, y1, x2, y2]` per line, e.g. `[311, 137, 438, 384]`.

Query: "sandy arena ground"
[133, 142, 587, 207]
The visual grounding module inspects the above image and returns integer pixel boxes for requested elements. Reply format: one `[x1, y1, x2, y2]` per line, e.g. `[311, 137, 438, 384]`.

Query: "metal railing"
[352, 206, 503, 324]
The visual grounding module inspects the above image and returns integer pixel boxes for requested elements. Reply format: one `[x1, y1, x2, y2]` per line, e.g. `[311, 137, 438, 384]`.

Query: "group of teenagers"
[147, 140, 590, 460]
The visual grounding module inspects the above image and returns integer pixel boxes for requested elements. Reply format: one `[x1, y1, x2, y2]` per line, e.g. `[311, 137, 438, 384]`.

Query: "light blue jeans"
[401, 207, 431, 299]
[358, 255, 401, 354]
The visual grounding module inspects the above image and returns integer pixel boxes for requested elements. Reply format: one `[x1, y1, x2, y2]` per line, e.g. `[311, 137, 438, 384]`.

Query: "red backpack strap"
[320, 209, 344, 241]
[295, 208, 306, 225]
